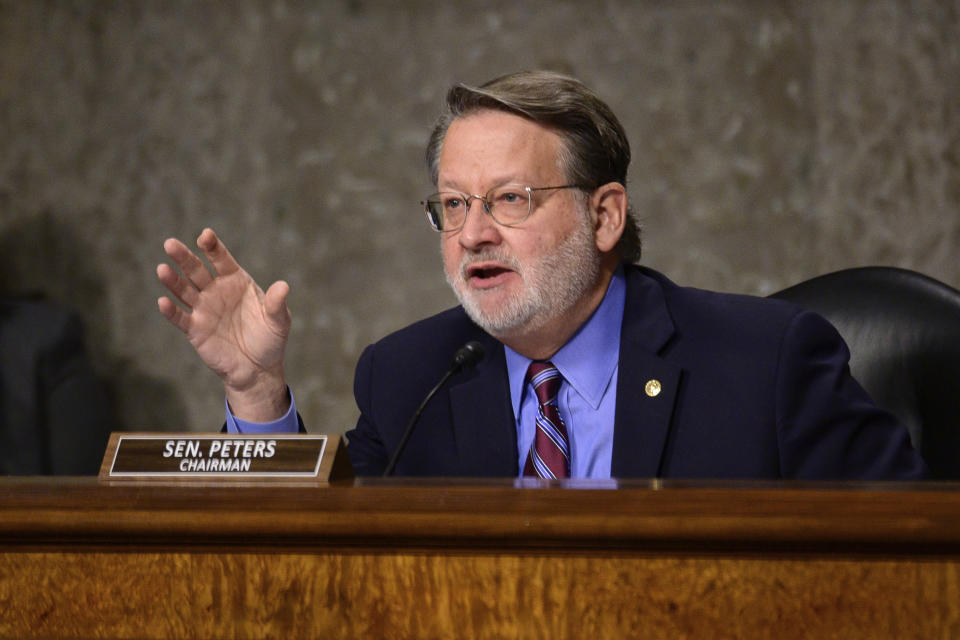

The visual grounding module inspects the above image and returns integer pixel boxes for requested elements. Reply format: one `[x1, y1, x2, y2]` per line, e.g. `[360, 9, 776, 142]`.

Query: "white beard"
[444, 213, 602, 337]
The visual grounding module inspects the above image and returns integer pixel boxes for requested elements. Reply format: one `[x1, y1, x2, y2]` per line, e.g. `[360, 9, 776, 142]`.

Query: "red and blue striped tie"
[523, 361, 570, 479]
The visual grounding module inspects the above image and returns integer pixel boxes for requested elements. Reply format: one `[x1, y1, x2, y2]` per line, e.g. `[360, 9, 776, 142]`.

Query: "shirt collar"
[505, 266, 626, 415]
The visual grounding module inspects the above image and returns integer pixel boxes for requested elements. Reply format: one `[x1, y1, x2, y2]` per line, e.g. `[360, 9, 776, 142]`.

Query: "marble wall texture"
[1, 0, 958, 434]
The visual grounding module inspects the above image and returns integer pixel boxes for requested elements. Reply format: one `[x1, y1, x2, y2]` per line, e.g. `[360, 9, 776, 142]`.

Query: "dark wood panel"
[2, 478, 960, 553]
[2, 478, 960, 638]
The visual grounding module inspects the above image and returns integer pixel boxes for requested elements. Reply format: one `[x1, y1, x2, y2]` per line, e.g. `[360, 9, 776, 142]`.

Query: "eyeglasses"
[422, 184, 586, 232]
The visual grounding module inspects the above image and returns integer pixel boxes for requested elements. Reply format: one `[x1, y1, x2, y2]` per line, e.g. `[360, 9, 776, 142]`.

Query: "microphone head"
[451, 341, 485, 372]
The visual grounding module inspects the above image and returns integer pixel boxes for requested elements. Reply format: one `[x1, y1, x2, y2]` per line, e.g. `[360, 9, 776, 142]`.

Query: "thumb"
[263, 280, 292, 331]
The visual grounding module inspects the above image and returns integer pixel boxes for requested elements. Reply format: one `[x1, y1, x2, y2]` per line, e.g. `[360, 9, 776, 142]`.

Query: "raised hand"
[157, 228, 292, 421]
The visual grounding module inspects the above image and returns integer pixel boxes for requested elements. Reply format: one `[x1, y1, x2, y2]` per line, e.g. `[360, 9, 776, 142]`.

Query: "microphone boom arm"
[381, 341, 484, 477]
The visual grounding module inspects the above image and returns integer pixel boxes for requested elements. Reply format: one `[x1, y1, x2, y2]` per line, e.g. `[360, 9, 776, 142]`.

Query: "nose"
[457, 198, 501, 251]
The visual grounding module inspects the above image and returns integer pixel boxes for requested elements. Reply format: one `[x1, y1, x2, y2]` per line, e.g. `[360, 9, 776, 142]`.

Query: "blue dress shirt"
[505, 268, 625, 479]
[225, 388, 299, 434]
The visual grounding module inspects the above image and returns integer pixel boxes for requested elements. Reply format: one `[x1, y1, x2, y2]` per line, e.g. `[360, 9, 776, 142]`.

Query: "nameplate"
[99, 433, 353, 484]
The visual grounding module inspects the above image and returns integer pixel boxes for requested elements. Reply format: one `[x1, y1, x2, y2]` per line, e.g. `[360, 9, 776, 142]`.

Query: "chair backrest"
[770, 267, 960, 479]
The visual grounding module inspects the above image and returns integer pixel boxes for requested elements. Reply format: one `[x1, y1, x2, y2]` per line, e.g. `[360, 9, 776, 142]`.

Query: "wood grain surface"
[2, 478, 959, 639]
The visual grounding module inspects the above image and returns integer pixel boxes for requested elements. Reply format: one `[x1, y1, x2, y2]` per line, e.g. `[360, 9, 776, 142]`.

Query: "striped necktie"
[523, 361, 570, 479]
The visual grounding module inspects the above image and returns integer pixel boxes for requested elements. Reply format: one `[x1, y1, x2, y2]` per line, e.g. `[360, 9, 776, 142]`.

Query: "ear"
[590, 182, 628, 253]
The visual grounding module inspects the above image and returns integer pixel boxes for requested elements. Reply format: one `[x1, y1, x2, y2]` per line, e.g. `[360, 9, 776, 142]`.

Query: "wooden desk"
[2, 478, 959, 638]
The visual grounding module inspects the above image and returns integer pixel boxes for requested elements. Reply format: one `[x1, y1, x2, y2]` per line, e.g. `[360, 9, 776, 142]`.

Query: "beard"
[444, 212, 602, 338]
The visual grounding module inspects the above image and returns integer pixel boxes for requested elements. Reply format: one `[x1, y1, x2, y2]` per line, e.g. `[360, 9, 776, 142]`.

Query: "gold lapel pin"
[645, 379, 662, 397]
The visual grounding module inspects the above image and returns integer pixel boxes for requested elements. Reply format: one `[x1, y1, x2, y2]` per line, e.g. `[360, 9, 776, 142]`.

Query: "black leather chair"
[770, 267, 960, 479]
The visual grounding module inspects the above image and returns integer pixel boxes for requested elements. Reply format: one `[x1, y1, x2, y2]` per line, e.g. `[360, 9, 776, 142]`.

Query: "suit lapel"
[448, 337, 518, 476]
[441, 267, 682, 478]
[612, 267, 682, 478]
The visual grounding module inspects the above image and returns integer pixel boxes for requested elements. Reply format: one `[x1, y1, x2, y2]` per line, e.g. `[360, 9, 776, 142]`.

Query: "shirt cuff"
[224, 387, 299, 434]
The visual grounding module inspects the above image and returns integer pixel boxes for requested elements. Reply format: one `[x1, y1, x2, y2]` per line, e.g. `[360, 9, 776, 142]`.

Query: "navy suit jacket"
[345, 265, 927, 479]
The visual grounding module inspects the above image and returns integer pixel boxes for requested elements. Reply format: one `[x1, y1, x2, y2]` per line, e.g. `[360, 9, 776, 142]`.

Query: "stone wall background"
[1, 0, 957, 434]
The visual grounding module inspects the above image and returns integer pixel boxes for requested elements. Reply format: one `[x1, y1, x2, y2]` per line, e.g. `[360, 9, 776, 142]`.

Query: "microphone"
[382, 341, 485, 477]
[450, 340, 485, 373]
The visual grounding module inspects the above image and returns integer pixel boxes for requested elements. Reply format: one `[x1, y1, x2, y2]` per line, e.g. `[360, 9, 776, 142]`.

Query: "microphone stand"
[382, 341, 484, 477]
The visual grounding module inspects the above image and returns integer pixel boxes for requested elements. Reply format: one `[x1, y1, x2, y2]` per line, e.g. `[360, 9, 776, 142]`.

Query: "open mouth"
[468, 265, 511, 280]
[464, 262, 516, 288]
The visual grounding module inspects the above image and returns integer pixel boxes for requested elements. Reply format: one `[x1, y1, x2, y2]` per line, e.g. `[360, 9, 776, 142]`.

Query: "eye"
[495, 189, 527, 205]
[443, 195, 464, 209]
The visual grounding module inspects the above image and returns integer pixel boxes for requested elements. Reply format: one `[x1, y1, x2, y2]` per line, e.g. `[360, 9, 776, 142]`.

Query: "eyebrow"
[437, 176, 532, 192]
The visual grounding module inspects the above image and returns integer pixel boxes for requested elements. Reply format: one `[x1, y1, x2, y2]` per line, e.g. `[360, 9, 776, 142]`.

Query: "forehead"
[437, 110, 565, 188]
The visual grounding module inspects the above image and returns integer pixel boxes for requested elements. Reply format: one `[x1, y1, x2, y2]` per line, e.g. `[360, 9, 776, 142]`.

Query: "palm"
[186, 269, 286, 389]
[156, 230, 291, 395]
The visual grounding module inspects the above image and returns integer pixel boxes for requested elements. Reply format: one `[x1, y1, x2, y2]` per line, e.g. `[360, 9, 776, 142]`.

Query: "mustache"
[458, 250, 522, 277]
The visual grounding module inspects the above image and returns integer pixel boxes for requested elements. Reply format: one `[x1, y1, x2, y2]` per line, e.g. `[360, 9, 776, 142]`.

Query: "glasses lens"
[425, 205, 442, 231]
[426, 193, 468, 231]
[487, 185, 531, 225]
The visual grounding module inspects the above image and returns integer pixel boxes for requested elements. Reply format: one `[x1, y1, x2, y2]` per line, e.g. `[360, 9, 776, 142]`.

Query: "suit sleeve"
[774, 310, 928, 480]
[344, 344, 389, 476]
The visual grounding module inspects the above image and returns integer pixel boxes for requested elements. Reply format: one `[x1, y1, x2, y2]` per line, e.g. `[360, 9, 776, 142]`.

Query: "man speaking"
[156, 71, 926, 480]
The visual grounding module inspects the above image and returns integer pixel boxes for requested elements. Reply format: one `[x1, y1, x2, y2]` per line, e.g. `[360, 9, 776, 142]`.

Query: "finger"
[156, 263, 200, 308]
[157, 296, 192, 335]
[197, 228, 241, 278]
[163, 237, 214, 290]
[264, 280, 292, 333]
